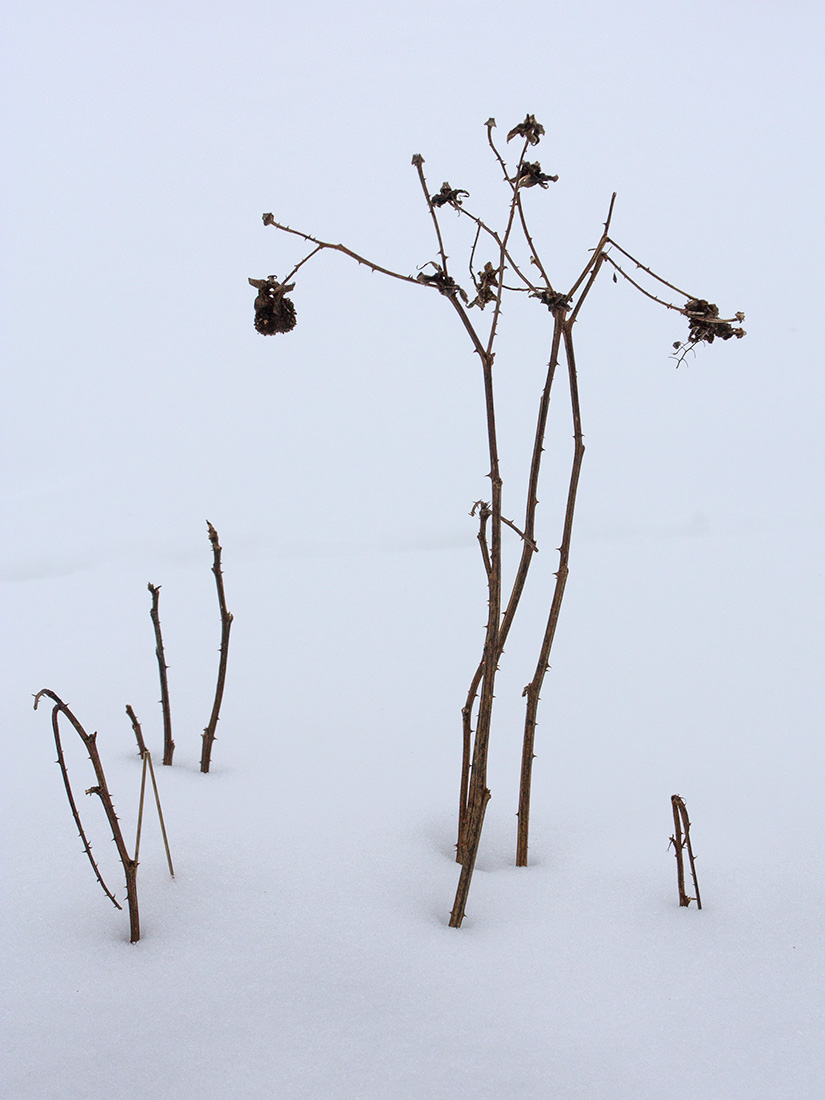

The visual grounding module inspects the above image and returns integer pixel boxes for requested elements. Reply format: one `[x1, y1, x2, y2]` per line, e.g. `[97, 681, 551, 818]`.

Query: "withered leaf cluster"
[469, 261, 499, 310]
[678, 299, 746, 348]
[249, 276, 297, 335]
[515, 161, 559, 189]
[530, 288, 571, 312]
[416, 264, 469, 303]
[507, 114, 545, 146]
[431, 182, 470, 209]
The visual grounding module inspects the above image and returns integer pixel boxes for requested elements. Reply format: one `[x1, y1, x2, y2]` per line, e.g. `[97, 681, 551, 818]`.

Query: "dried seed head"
[506, 114, 545, 146]
[249, 276, 297, 335]
[430, 182, 470, 209]
[514, 161, 558, 189]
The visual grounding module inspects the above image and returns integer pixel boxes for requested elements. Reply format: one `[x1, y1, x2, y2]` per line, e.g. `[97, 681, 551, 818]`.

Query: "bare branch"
[262, 216, 427, 289]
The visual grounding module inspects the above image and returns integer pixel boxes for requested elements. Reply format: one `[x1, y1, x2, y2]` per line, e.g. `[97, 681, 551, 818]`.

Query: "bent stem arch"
[34, 689, 140, 942]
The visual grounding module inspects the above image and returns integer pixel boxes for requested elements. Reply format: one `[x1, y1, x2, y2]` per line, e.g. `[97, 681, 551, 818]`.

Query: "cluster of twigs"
[35, 522, 233, 940]
[147, 521, 233, 771]
[255, 114, 743, 927]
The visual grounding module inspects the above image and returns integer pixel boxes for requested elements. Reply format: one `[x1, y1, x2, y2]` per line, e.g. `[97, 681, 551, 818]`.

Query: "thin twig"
[262, 216, 426, 289]
[146, 751, 175, 877]
[134, 752, 148, 863]
[602, 254, 685, 314]
[148, 584, 174, 766]
[411, 155, 450, 276]
[566, 193, 616, 309]
[134, 750, 175, 877]
[126, 704, 147, 758]
[201, 521, 234, 774]
[606, 238, 695, 300]
[281, 244, 324, 287]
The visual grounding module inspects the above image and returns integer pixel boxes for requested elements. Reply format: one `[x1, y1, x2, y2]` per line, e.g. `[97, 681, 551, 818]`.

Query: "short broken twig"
[670, 794, 702, 909]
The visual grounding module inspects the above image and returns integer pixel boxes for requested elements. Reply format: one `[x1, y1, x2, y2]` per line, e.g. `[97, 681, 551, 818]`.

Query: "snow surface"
[3, 2, 824, 1098]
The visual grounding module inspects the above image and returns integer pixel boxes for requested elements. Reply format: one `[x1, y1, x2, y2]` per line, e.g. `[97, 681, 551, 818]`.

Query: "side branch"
[262, 215, 426, 289]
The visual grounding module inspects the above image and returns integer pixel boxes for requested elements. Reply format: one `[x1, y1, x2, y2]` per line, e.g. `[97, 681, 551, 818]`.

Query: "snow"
[3, 2, 824, 1097]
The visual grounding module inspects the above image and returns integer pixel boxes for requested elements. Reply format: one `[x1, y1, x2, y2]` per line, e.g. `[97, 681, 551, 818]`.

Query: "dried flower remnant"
[249, 276, 297, 335]
[530, 289, 571, 312]
[683, 299, 746, 345]
[431, 182, 470, 209]
[515, 161, 559, 189]
[672, 300, 746, 361]
[415, 264, 469, 303]
[507, 114, 546, 146]
[469, 261, 499, 310]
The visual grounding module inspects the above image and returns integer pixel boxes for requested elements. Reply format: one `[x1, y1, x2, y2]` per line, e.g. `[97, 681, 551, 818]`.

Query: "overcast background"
[2, 2, 824, 1098]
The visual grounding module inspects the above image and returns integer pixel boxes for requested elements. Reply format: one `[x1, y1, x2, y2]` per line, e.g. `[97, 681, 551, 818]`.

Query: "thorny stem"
[566, 193, 616, 308]
[201, 521, 234, 774]
[516, 193, 553, 292]
[148, 584, 174, 766]
[34, 689, 140, 942]
[605, 238, 694, 300]
[516, 323, 584, 866]
[262, 217, 428, 290]
[281, 244, 324, 287]
[670, 795, 702, 909]
[602, 254, 686, 315]
[458, 206, 538, 292]
[412, 156, 450, 276]
[126, 704, 147, 758]
[456, 312, 564, 861]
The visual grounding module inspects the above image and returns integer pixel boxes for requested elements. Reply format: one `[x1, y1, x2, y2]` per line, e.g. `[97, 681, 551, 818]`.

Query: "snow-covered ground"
[3, 3, 823, 1097]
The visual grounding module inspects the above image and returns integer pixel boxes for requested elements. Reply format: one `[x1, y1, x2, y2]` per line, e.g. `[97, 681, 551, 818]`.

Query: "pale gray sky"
[3, 1, 822, 576]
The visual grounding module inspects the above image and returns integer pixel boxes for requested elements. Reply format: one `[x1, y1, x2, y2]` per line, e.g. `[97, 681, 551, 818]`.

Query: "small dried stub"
[515, 161, 558, 189]
[507, 114, 545, 146]
[249, 276, 297, 335]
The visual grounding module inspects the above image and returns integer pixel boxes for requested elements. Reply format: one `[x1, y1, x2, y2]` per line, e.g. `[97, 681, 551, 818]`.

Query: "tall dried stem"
[516, 322, 584, 865]
[148, 583, 174, 765]
[201, 521, 234, 773]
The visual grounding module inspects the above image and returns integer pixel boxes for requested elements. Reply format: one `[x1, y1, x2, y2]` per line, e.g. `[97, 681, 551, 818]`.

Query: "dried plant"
[34, 689, 141, 942]
[256, 115, 743, 926]
[249, 276, 297, 335]
[148, 583, 174, 765]
[669, 794, 702, 909]
[200, 521, 234, 773]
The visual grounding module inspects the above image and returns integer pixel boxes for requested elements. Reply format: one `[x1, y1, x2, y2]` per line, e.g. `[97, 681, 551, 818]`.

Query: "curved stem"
[34, 690, 140, 941]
